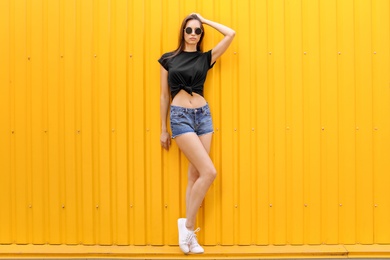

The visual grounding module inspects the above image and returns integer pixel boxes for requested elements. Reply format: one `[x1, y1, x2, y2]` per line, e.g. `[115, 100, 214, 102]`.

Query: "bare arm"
[193, 13, 236, 64]
[160, 65, 171, 150]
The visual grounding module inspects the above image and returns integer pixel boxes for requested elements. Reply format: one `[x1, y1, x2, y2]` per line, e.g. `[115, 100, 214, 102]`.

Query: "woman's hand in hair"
[191, 13, 206, 23]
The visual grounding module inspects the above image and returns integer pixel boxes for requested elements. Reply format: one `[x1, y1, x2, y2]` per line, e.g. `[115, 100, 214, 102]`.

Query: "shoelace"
[184, 227, 201, 245]
[189, 228, 201, 246]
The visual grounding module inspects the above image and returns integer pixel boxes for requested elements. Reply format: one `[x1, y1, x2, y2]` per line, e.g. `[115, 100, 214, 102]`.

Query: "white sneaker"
[189, 227, 204, 254]
[177, 218, 191, 254]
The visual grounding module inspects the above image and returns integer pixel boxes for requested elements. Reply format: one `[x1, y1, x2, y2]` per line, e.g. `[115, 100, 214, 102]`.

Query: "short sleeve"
[206, 49, 216, 69]
[158, 52, 172, 71]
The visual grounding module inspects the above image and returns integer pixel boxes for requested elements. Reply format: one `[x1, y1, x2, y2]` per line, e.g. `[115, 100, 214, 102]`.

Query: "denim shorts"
[170, 103, 214, 138]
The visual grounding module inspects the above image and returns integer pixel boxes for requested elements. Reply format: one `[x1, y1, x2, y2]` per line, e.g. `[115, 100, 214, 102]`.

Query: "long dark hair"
[163, 14, 205, 60]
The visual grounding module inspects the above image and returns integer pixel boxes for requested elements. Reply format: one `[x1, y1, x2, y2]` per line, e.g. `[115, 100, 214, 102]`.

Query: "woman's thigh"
[187, 133, 213, 179]
[174, 133, 215, 175]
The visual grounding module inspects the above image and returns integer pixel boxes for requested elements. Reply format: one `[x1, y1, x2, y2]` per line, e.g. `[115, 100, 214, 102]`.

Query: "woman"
[158, 13, 235, 254]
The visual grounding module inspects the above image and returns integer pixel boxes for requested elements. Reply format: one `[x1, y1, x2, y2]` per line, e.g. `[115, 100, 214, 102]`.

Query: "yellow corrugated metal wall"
[1, 0, 390, 254]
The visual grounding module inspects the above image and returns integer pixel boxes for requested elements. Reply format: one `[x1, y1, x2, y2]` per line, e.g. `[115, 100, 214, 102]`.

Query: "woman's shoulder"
[204, 49, 213, 56]
[160, 51, 175, 59]
[158, 51, 176, 70]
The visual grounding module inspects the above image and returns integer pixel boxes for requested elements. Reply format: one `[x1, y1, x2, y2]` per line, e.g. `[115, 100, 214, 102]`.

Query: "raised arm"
[193, 13, 236, 65]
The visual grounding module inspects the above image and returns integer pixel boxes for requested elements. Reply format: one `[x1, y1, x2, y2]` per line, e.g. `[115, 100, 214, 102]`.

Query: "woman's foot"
[178, 218, 204, 254]
[189, 227, 204, 254]
[177, 218, 191, 254]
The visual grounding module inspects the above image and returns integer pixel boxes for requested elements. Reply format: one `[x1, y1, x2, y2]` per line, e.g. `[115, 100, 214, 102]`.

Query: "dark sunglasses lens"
[185, 27, 192, 34]
[195, 28, 202, 35]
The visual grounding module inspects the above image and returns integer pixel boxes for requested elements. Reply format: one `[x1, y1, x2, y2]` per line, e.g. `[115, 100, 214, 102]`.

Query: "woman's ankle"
[185, 220, 195, 231]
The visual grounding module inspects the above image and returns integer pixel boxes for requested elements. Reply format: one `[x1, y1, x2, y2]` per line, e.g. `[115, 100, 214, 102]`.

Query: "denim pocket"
[170, 109, 185, 119]
[170, 108, 187, 126]
[202, 107, 211, 116]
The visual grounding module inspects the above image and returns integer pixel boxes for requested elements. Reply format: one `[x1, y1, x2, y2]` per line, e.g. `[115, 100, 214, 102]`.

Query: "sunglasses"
[184, 27, 203, 35]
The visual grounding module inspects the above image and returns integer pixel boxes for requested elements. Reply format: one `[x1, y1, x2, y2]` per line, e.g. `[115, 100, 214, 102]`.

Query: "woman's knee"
[188, 164, 199, 182]
[189, 163, 216, 183]
[205, 166, 217, 183]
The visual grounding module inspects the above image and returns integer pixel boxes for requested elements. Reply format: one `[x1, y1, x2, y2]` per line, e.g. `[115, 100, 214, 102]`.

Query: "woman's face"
[183, 19, 203, 47]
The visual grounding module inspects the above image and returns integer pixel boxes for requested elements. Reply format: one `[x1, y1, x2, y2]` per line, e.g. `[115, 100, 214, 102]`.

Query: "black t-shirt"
[158, 50, 215, 99]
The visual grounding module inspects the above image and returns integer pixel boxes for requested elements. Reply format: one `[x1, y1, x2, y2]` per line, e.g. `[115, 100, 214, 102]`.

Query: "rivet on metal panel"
[129, 54, 133, 58]
[96, 205, 99, 209]
[374, 127, 378, 130]
[304, 204, 308, 207]
[304, 52, 307, 55]
[286, 126, 290, 130]
[339, 203, 342, 207]
[77, 130, 81, 134]
[269, 204, 273, 207]
[11, 130, 14, 134]
[62, 205, 65, 209]
[61, 55, 63, 58]
[216, 128, 219, 131]
[234, 52, 237, 55]
[44, 130, 47, 133]
[234, 205, 238, 208]
[356, 127, 359, 130]
[338, 52, 341, 55]
[374, 204, 378, 207]
[146, 128, 149, 132]
[234, 128, 237, 131]
[321, 127, 325, 131]
[374, 52, 377, 54]
[112, 129, 115, 132]
[252, 128, 255, 131]
[28, 204, 32, 208]
[28, 57, 31, 60]
[269, 52, 272, 55]
[164, 204, 168, 208]
[130, 204, 133, 208]
[94, 54, 97, 58]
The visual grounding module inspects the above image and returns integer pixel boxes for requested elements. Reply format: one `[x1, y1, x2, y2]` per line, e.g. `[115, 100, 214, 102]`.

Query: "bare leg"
[185, 133, 213, 221]
[175, 133, 216, 230]
[186, 163, 198, 218]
